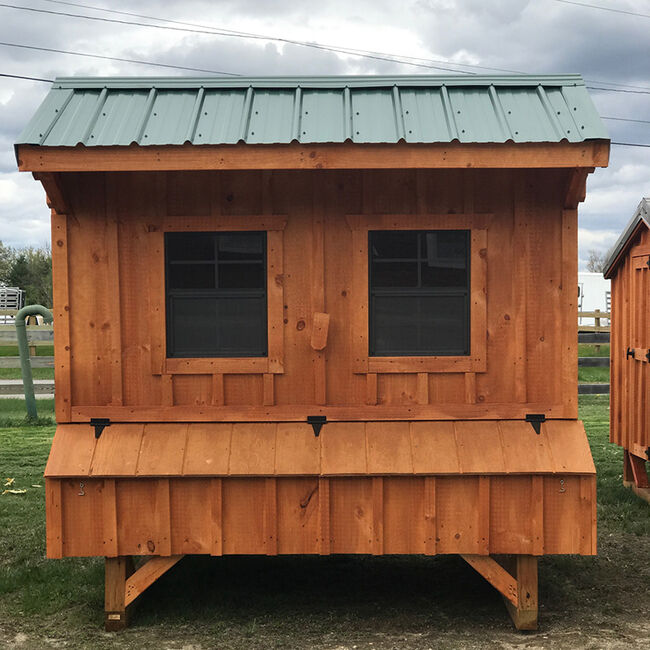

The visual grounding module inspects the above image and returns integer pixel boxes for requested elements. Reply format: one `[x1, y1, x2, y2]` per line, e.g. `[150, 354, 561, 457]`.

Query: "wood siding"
[45, 474, 596, 559]
[610, 226, 650, 455]
[55, 168, 577, 421]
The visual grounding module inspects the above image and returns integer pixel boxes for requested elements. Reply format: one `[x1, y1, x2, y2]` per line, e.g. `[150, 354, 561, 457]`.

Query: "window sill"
[363, 355, 485, 374]
[165, 356, 282, 375]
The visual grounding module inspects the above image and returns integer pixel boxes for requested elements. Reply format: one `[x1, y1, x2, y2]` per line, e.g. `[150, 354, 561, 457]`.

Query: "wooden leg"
[105, 557, 131, 631]
[462, 554, 538, 631]
[504, 555, 538, 631]
[104, 555, 183, 631]
[624, 450, 650, 503]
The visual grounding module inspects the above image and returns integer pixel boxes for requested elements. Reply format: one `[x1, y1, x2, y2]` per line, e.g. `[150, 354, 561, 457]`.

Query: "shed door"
[626, 254, 650, 447]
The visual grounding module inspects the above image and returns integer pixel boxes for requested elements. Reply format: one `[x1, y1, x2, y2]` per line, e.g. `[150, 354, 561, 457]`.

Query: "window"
[165, 231, 267, 357]
[369, 230, 470, 356]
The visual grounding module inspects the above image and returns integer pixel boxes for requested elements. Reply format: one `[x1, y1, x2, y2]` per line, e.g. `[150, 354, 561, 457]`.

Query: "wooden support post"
[105, 555, 184, 631]
[104, 557, 132, 631]
[623, 450, 650, 503]
[504, 555, 538, 631]
[461, 554, 538, 631]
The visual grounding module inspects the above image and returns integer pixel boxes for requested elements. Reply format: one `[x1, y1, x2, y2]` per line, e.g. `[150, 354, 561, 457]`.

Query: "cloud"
[0, 0, 648, 258]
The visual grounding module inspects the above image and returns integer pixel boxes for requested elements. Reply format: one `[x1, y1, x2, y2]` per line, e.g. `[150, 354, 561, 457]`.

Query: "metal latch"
[307, 415, 327, 437]
[627, 347, 635, 360]
[90, 418, 111, 439]
[525, 413, 546, 435]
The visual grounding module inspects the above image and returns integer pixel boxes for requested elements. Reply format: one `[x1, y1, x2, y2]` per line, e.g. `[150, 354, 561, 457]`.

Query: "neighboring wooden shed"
[604, 197, 650, 503]
[15, 74, 610, 631]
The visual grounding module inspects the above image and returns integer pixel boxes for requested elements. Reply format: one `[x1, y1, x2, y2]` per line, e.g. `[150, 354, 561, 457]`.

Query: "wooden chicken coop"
[604, 197, 650, 503]
[15, 74, 610, 630]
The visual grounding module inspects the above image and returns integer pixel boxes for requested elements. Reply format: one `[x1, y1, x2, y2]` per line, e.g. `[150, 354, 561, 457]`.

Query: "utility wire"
[33, 0, 650, 93]
[0, 3, 474, 74]
[551, 0, 650, 20]
[603, 116, 650, 125]
[0, 71, 53, 82]
[0, 41, 240, 76]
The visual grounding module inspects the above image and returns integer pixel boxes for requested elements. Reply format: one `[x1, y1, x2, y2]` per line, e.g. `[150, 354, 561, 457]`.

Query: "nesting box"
[604, 198, 650, 503]
[15, 74, 610, 630]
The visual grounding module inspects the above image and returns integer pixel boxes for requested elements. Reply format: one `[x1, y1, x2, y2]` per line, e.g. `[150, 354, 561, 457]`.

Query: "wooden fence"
[578, 309, 610, 333]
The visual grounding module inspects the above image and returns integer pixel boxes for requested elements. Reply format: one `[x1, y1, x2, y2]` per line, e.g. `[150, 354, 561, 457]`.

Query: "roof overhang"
[604, 198, 650, 279]
[17, 140, 610, 173]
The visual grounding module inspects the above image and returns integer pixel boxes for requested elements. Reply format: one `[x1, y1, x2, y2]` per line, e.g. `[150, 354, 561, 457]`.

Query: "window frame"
[164, 230, 269, 359]
[347, 213, 487, 374]
[368, 229, 471, 357]
[148, 215, 287, 376]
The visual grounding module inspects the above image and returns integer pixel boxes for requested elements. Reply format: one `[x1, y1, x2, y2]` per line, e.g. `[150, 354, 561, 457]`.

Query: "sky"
[0, 0, 648, 268]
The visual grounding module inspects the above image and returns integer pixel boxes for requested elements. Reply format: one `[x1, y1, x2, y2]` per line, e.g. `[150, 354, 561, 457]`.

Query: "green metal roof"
[16, 74, 609, 149]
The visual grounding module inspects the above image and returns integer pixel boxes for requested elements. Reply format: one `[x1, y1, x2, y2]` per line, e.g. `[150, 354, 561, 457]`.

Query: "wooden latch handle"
[310, 313, 330, 351]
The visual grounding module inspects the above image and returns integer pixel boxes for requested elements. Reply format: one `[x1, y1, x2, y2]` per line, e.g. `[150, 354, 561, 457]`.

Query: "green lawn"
[578, 366, 610, 384]
[0, 396, 648, 649]
[0, 345, 54, 357]
[578, 343, 610, 358]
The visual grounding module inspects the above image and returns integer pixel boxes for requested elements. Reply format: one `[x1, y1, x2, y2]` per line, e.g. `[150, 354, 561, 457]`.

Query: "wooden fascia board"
[32, 172, 71, 215]
[17, 141, 610, 172]
[604, 220, 649, 279]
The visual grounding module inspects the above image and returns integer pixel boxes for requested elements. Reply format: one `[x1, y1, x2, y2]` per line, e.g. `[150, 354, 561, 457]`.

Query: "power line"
[611, 141, 650, 148]
[603, 116, 650, 125]
[0, 72, 53, 82]
[33, 0, 650, 93]
[551, 0, 650, 19]
[587, 85, 650, 95]
[0, 41, 240, 76]
[0, 3, 474, 74]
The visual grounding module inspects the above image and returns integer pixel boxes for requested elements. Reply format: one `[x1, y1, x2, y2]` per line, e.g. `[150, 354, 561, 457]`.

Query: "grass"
[0, 345, 54, 357]
[578, 366, 610, 384]
[0, 396, 648, 649]
[0, 368, 54, 380]
[578, 343, 610, 358]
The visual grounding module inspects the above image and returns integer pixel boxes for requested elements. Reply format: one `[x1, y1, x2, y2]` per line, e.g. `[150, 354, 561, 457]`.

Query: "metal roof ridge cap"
[38, 88, 75, 146]
[51, 73, 587, 90]
[80, 87, 108, 146]
[184, 87, 205, 144]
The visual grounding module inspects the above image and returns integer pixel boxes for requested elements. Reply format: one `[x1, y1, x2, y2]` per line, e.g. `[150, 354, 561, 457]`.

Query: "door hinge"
[627, 347, 635, 360]
[307, 415, 327, 437]
[646, 349, 650, 363]
[90, 418, 111, 439]
[525, 413, 546, 435]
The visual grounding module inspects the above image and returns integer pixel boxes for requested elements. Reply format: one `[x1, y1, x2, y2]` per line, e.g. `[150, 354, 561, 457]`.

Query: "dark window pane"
[166, 233, 215, 262]
[169, 297, 218, 356]
[218, 233, 264, 261]
[421, 231, 468, 288]
[372, 295, 467, 355]
[218, 263, 265, 289]
[215, 297, 267, 355]
[372, 261, 418, 288]
[370, 231, 418, 260]
[168, 264, 215, 289]
[169, 296, 266, 357]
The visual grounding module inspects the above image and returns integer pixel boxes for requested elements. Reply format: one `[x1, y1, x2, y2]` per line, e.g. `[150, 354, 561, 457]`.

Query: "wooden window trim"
[149, 215, 287, 376]
[347, 214, 488, 374]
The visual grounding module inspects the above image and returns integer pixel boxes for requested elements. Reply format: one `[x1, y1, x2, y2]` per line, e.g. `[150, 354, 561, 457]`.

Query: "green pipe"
[15, 305, 54, 419]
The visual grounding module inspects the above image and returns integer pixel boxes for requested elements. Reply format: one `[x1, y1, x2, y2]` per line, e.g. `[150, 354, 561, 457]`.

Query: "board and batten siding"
[52, 168, 577, 422]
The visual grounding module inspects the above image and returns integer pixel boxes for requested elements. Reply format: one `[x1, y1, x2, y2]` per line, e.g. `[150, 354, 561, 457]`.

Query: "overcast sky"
[0, 0, 648, 268]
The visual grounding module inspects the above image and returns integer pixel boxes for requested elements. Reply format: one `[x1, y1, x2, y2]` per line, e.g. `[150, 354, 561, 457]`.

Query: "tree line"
[0, 241, 52, 308]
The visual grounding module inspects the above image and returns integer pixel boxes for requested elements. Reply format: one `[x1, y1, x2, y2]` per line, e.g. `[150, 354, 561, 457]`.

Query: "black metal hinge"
[627, 347, 635, 360]
[646, 349, 650, 363]
[525, 413, 546, 435]
[307, 415, 327, 437]
[90, 418, 111, 439]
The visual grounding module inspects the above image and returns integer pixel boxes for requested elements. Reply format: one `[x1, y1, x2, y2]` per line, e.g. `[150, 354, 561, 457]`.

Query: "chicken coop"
[15, 74, 610, 630]
[604, 197, 650, 503]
